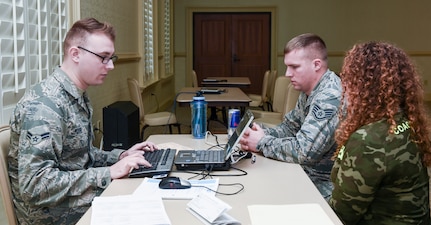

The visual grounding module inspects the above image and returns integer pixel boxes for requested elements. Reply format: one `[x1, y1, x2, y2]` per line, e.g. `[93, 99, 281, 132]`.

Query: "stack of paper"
[187, 192, 241, 225]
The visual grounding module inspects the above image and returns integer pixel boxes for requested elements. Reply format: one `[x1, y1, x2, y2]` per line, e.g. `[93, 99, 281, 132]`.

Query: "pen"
[129, 167, 134, 173]
[251, 154, 256, 164]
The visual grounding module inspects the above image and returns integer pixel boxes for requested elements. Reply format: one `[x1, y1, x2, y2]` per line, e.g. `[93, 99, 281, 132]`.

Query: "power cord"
[191, 183, 244, 196]
[151, 93, 160, 112]
[178, 166, 248, 179]
[204, 132, 251, 164]
[180, 167, 247, 196]
[205, 131, 224, 149]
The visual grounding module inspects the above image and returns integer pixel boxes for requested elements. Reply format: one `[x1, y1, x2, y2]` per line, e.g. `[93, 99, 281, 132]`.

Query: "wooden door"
[193, 13, 271, 94]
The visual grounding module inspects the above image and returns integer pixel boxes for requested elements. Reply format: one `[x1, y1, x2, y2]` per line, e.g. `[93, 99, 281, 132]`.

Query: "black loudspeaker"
[103, 101, 140, 151]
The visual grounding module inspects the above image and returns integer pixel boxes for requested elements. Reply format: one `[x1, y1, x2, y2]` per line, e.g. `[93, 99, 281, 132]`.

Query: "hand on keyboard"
[119, 141, 158, 159]
[128, 148, 176, 178]
[110, 152, 152, 179]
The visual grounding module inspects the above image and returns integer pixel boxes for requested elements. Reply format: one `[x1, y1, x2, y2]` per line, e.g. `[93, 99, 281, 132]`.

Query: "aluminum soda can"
[228, 109, 241, 138]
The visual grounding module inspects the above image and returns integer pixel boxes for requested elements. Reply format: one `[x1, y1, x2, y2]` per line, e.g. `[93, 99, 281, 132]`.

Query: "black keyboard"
[129, 148, 176, 178]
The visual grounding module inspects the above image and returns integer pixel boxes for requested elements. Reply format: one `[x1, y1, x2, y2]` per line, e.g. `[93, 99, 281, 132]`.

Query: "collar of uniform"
[52, 66, 85, 99]
[309, 69, 336, 96]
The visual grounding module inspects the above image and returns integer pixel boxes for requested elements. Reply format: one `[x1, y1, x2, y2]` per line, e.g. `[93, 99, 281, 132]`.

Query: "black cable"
[152, 93, 160, 111]
[181, 167, 246, 196]
[176, 166, 248, 178]
[191, 183, 244, 196]
[206, 131, 222, 147]
[93, 127, 104, 134]
[207, 144, 223, 150]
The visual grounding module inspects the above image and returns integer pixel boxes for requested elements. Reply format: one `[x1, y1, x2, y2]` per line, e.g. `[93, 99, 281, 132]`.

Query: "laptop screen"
[223, 109, 254, 160]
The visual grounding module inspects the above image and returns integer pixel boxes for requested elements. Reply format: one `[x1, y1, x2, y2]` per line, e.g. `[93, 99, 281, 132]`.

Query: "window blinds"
[143, 0, 154, 83]
[0, 0, 67, 125]
[163, 0, 171, 75]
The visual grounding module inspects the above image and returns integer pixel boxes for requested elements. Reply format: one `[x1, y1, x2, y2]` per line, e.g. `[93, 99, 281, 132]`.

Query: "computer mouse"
[158, 176, 192, 189]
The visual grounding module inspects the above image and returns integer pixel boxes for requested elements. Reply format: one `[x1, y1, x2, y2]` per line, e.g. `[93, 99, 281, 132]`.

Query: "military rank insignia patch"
[27, 131, 50, 145]
[311, 105, 335, 121]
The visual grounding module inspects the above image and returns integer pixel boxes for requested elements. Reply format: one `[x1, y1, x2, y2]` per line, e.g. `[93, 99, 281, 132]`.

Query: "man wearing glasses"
[8, 18, 157, 225]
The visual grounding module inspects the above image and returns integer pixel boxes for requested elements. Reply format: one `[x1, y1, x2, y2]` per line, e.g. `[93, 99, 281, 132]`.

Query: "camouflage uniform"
[256, 70, 341, 200]
[329, 113, 430, 225]
[8, 67, 124, 225]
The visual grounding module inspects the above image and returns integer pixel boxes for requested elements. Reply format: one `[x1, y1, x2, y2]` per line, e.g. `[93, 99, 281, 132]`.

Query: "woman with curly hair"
[329, 42, 431, 225]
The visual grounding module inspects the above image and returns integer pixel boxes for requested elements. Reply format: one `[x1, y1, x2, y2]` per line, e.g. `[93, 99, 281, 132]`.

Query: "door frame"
[185, 7, 277, 86]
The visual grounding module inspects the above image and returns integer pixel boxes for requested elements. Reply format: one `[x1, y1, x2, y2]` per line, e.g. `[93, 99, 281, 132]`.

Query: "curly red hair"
[335, 42, 431, 165]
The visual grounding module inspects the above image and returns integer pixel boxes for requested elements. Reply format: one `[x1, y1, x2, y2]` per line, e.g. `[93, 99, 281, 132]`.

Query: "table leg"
[207, 106, 227, 128]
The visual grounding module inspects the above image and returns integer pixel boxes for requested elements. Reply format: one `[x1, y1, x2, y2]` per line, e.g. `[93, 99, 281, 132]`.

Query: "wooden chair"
[248, 70, 270, 110]
[127, 78, 181, 140]
[0, 125, 18, 225]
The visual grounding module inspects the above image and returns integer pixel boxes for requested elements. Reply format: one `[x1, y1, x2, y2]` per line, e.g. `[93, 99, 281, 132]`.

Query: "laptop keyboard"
[196, 150, 223, 162]
[129, 148, 176, 178]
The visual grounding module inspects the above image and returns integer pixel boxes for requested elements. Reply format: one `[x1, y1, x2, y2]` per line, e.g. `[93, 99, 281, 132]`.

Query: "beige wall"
[80, 0, 139, 144]
[174, 0, 431, 97]
[80, 0, 176, 144]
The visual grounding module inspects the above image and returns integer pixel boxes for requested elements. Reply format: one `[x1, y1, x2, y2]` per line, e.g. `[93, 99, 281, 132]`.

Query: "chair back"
[260, 70, 270, 103]
[0, 125, 17, 225]
[192, 70, 199, 87]
[271, 76, 290, 113]
[282, 83, 300, 115]
[127, 78, 145, 121]
[267, 70, 277, 103]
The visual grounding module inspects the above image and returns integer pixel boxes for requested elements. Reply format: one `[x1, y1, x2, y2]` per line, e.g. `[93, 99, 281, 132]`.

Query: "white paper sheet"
[91, 194, 171, 225]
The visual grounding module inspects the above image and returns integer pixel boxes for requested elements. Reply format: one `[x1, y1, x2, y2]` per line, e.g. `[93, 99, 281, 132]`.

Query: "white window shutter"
[143, 0, 154, 83]
[0, 0, 68, 125]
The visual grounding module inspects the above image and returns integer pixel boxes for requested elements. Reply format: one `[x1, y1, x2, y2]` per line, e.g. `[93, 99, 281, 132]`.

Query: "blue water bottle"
[191, 92, 207, 139]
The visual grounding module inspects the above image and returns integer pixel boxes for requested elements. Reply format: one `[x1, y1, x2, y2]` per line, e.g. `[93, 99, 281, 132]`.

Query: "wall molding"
[175, 52, 186, 57]
[277, 51, 431, 58]
[408, 51, 431, 57]
[116, 53, 141, 63]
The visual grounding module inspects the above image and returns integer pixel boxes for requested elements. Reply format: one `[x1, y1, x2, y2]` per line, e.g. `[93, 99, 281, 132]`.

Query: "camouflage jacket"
[8, 67, 124, 225]
[329, 113, 430, 225]
[256, 69, 341, 199]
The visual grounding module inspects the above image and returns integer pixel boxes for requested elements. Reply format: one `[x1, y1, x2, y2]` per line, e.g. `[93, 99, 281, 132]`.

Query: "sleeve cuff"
[91, 167, 112, 189]
[107, 148, 125, 163]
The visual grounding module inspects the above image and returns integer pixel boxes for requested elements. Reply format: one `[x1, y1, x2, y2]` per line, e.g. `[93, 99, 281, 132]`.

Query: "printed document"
[91, 194, 171, 225]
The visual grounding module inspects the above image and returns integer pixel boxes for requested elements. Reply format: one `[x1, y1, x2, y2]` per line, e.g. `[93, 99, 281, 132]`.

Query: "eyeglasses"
[77, 46, 118, 64]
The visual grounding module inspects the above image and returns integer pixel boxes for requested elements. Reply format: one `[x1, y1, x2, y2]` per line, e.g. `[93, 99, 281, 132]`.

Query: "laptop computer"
[129, 148, 176, 178]
[199, 87, 226, 94]
[174, 109, 254, 171]
[202, 78, 228, 82]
